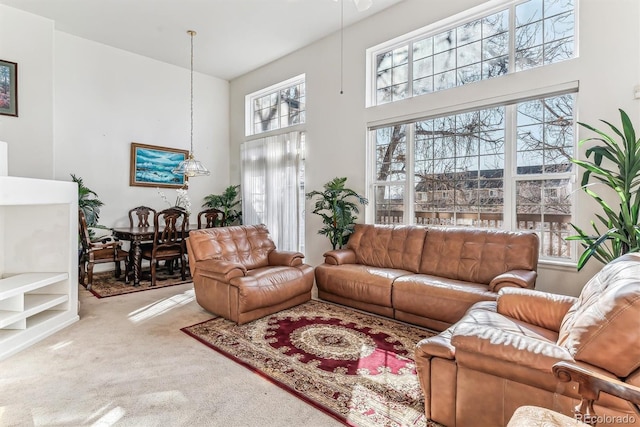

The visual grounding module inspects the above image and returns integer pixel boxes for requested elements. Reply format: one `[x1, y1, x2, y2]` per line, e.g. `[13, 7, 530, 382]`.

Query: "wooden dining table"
[112, 225, 196, 286]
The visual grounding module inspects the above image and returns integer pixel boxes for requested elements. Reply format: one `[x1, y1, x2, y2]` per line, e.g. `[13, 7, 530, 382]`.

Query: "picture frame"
[129, 142, 189, 188]
[0, 59, 18, 117]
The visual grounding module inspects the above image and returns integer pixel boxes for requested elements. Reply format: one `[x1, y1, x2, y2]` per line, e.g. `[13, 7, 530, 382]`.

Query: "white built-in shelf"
[0, 272, 69, 299]
[0, 142, 79, 360]
[0, 293, 69, 329]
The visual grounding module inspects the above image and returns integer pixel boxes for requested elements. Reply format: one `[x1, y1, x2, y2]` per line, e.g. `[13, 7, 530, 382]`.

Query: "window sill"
[538, 258, 577, 271]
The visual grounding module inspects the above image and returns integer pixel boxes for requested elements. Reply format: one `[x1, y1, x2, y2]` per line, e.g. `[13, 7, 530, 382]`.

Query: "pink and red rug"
[181, 300, 441, 427]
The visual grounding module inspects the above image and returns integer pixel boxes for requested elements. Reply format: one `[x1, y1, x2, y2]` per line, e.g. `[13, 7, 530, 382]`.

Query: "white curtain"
[241, 131, 305, 252]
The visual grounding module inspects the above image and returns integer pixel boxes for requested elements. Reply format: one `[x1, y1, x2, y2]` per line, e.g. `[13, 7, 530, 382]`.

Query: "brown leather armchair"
[415, 252, 640, 427]
[185, 224, 314, 324]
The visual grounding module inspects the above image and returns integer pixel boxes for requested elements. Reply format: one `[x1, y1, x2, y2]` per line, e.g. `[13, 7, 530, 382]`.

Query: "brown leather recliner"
[186, 224, 314, 324]
[415, 252, 640, 427]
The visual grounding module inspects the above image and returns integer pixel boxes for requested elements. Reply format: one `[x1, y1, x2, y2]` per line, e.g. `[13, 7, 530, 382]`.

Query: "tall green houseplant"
[202, 185, 242, 226]
[567, 109, 640, 270]
[71, 174, 103, 228]
[306, 177, 368, 250]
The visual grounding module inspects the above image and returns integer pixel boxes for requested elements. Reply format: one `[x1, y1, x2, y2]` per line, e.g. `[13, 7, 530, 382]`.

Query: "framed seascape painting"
[129, 142, 188, 188]
[0, 60, 18, 117]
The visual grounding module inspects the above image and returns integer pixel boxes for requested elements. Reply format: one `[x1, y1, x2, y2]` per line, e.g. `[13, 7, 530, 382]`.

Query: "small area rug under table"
[82, 271, 191, 298]
[181, 300, 442, 427]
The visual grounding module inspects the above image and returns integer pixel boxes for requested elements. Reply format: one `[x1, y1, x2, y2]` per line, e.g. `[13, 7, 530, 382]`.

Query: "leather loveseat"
[415, 252, 640, 427]
[186, 224, 314, 324]
[315, 223, 539, 331]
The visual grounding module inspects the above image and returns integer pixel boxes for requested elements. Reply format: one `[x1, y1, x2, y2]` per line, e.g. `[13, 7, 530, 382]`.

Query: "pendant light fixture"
[172, 30, 210, 177]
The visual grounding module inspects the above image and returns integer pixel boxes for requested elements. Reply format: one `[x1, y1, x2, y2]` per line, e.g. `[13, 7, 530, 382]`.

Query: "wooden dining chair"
[139, 207, 187, 286]
[78, 210, 129, 290]
[128, 206, 157, 228]
[197, 208, 226, 229]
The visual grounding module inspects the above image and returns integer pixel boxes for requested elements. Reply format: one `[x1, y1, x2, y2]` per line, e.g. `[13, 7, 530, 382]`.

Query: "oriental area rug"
[82, 270, 191, 298]
[181, 300, 442, 427]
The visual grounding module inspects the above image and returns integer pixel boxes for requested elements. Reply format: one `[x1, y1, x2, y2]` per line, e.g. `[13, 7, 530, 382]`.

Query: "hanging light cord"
[189, 30, 195, 157]
[340, 0, 344, 95]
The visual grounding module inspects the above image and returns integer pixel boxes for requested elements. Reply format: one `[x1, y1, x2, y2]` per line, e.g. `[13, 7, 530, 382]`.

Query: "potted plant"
[566, 109, 640, 270]
[306, 177, 368, 250]
[72, 173, 103, 228]
[202, 185, 242, 226]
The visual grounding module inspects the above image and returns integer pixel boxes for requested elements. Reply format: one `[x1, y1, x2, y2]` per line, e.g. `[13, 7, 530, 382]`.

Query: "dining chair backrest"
[154, 207, 187, 250]
[78, 209, 93, 251]
[197, 208, 226, 229]
[129, 206, 157, 227]
[78, 209, 129, 289]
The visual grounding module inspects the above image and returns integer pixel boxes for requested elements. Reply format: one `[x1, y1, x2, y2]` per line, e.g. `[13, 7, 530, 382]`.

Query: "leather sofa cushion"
[419, 227, 539, 285]
[347, 224, 427, 273]
[187, 224, 276, 270]
[229, 265, 311, 312]
[314, 263, 411, 307]
[558, 253, 640, 377]
[393, 274, 497, 326]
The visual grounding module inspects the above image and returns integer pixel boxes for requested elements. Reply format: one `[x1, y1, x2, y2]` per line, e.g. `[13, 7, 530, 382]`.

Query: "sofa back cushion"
[419, 227, 539, 284]
[557, 253, 640, 377]
[187, 224, 276, 270]
[347, 224, 427, 273]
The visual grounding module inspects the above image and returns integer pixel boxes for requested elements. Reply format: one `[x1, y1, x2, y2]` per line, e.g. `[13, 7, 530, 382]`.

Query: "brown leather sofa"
[186, 224, 314, 324]
[416, 252, 640, 427]
[315, 223, 539, 331]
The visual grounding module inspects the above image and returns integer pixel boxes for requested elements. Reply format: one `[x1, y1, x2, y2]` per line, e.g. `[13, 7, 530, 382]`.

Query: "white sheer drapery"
[241, 131, 305, 252]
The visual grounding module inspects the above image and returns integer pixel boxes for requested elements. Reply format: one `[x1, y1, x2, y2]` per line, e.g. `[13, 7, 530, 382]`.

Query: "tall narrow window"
[515, 93, 574, 258]
[244, 75, 306, 251]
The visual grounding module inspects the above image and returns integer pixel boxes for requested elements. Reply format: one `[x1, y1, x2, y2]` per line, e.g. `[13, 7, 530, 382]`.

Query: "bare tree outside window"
[373, 93, 575, 259]
[252, 81, 305, 134]
[372, 0, 574, 106]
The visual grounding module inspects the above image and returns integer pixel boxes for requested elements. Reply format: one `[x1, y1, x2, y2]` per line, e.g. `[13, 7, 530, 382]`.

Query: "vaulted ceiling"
[0, 0, 404, 80]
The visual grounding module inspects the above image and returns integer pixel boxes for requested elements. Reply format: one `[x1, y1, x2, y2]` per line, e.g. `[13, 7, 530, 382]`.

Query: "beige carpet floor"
[0, 283, 343, 427]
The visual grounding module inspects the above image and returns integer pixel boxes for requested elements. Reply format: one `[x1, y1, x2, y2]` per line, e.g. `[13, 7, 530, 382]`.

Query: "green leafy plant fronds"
[566, 109, 640, 270]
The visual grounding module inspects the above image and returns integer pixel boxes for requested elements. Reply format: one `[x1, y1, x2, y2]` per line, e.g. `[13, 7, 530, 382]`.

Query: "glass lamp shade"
[172, 153, 210, 177]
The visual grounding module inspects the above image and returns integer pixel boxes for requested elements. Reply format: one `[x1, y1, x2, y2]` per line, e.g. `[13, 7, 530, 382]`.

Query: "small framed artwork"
[0, 59, 18, 117]
[129, 142, 189, 188]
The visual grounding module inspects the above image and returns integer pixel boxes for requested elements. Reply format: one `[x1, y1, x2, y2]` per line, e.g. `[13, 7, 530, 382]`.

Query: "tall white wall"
[230, 0, 640, 296]
[0, 4, 231, 230]
[53, 33, 230, 228]
[0, 5, 54, 179]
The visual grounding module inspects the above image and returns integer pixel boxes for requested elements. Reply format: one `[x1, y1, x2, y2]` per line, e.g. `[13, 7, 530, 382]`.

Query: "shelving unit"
[0, 141, 78, 360]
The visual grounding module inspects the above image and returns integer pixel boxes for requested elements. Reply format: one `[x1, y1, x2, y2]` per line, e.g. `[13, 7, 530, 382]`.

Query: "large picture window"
[371, 93, 575, 260]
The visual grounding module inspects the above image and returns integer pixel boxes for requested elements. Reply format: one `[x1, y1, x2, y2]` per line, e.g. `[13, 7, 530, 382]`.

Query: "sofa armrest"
[194, 259, 247, 281]
[497, 287, 577, 332]
[268, 250, 304, 267]
[323, 249, 356, 265]
[489, 269, 537, 291]
[416, 327, 456, 360]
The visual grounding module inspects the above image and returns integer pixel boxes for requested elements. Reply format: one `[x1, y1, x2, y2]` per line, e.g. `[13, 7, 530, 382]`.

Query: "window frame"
[366, 0, 576, 107]
[366, 86, 578, 262]
[245, 73, 306, 136]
